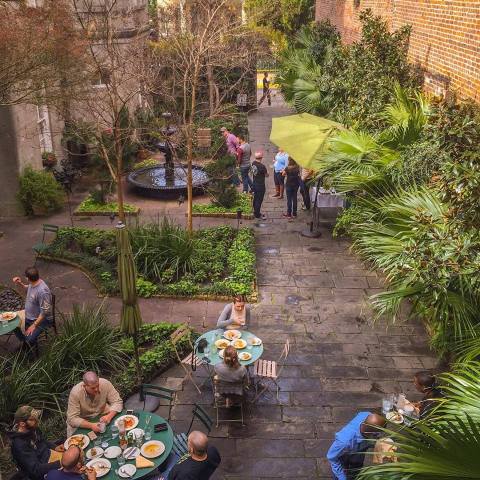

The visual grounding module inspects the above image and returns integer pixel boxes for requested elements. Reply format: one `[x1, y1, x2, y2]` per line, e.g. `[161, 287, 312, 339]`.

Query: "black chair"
[32, 224, 59, 264]
[139, 384, 175, 419]
[172, 404, 213, 458]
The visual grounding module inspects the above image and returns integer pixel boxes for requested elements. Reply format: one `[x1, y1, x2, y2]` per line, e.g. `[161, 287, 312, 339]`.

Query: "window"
[92, 68, 111, 88]
[37, 105, 53, 153]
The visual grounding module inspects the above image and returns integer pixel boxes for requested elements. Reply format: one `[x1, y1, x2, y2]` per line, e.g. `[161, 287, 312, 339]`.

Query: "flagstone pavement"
[0, 91, 440, 479]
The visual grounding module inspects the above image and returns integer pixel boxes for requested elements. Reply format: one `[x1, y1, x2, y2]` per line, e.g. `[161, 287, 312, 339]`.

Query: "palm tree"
[358, 362, 480, 480]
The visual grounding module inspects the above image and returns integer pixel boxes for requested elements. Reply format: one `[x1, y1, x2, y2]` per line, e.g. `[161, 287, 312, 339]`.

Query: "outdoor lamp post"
[62, 179, 74, 227]
[236, 209, 243, 230]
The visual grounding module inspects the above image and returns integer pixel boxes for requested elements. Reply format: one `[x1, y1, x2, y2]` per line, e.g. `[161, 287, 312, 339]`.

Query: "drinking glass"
[382, 398, 393, 415]
[144, 415, 152, 430]
[247, 338, 253, 350]
[111, 425, 119, 439]
[94, 437, 102, 448]
[144, 430, 152, 441]
[0, 319, 7, 329]
[117, 456, 125, 467]
[99, 422, 106, 434]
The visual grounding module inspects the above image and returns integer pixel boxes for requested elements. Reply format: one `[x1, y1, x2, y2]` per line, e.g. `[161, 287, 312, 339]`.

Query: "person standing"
[12, 267, 53, 347]
[251, 151, 269, 220]
[272, 149, 288, 199]
[327, 413, 386, 480]
[220, 126, 240, 186]
[282, 157, 301, 220]
[258, 71, 271, 106]
[236, 134, 253, 193]
[300, 168, 314, 211]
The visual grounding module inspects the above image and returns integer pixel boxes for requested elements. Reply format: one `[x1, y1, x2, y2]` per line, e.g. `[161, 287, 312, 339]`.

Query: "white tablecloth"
[310, 187, 345, 208]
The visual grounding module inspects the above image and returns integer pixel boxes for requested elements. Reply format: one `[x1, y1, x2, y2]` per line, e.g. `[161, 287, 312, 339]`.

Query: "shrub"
[17, 166, 65, 215]
[132, 158, 159, 171]
[204, 156, 239, 208]
[136, 277, 158, 298]
[76, 194, 138, 214]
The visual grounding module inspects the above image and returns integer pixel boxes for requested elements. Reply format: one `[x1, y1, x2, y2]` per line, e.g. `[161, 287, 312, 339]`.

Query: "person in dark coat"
[8, 406, 63, 480]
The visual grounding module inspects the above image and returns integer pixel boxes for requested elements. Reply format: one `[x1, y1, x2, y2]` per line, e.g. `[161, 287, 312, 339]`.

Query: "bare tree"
[152, 0, 264, 232]
[70, 0, 157, 222]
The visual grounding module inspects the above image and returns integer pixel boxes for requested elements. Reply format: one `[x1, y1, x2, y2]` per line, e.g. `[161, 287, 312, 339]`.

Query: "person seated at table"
[327, 412, 386, 480]
[8, 405, 64, 480]
[410, 371, 443, 419]
[47, 445, 97, 480]
[67, 371, 123, 436]
[216, 295, 250, 330]
[12, 267, 53, 347]
[214, 346, 248, 405]
[169, 431, 221, 480]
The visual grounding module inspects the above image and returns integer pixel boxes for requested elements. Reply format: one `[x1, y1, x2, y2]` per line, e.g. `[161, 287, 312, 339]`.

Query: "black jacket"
[7, 428, 61, 480]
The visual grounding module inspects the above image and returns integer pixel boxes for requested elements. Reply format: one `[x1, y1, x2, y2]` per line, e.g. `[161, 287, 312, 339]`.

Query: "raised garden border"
[190, 211, 254, 220]
[73, 209, 140, 217]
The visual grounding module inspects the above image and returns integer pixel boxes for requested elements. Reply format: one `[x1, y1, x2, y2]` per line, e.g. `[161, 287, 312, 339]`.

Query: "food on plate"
[238, 352, 252, 361]
[215, 339, 230, 349]
[68, 435, 86, 448]
[386, 411, 404, 424]
[1, 312, 16, 321]
[251, 337, 262, 346]
[136, 455, 154, 468]
[233, 339, 247, 349]
[224, 330, 241, 341]
[123, 416, 136, 429]
[86, 459, 111, 477]
[90, 448, 98, 457]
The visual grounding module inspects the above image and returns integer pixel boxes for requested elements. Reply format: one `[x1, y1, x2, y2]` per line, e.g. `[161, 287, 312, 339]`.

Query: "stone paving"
[0, 92, 440, 478]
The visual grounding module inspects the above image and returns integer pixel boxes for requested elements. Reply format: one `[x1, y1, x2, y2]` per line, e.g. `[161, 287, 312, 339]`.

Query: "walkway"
[0, 93, 439, 478]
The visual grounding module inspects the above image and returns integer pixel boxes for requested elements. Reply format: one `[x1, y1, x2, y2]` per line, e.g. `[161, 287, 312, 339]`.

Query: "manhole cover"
[285, 295, 305, 305]
[307, 246, 323, 252]
[260, 247, 279, 256]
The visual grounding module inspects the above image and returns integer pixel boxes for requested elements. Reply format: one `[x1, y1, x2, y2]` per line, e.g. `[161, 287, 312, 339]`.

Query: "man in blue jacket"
[327, 412, 386, 480]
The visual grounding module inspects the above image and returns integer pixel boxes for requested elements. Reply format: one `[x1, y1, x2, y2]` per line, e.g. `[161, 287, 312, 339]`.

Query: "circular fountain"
[127, 164, 209, 199]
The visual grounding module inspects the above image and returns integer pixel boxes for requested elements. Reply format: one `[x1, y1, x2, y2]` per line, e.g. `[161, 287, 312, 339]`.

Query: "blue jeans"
[286, 185, 299, 216]
[14, 318, 50, 346]
[240, 166, 253, 193]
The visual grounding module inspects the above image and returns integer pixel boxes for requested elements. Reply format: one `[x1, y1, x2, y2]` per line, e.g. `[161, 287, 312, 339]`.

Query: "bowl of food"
[386, 411, 404, 424]
[224, 330, 241, 341]
[233, 339, 247, 349]
[141, 440, 165, 459]
[215, 339, 231, 349]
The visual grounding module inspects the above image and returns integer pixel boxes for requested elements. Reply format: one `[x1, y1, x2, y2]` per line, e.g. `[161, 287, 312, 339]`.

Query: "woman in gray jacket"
[216, 295, 251, 330]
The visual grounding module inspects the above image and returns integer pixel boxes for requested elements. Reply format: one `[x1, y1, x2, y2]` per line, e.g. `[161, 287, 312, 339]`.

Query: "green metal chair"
[33, 224, 59, 263]
[139, 384, 175, 419]
[172, 404, 213, 458]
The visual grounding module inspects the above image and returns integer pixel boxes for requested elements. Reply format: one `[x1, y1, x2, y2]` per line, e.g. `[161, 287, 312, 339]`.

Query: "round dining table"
[195, 328, 264, 367]
[0, 312, 20, 336]
[75, 411, 173, 480]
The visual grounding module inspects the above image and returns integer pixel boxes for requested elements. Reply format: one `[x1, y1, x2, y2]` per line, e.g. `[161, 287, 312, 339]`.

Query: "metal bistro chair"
[170, 325, 207, 394]
[213, 378, 245, 427]
[252, 338, 290, 403]
[32, 224, 59, 264]
[139, 384, 175, 420]
[172, 404, 213, 458]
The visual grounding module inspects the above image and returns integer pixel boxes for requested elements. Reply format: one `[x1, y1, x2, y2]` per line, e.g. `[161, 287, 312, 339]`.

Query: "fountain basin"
[127, 164, 209, 199]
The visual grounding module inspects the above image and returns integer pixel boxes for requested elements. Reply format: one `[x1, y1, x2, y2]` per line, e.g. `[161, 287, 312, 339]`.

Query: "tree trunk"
[207, 64, 215, 117]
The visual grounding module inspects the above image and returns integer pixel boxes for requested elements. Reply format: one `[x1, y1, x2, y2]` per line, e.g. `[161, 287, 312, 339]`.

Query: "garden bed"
[39, 224, 257, 300]
[192, 193, 254, 219]
[74, 194, 140, 216]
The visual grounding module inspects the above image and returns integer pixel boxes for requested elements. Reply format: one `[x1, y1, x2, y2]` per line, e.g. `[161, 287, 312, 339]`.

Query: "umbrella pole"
[301, 176, 322, 238]
[133, 331, 142, 386]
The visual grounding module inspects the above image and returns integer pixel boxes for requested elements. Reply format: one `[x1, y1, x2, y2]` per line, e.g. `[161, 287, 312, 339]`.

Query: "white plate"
[223, 330, 242, 340]
[129, 428, 145, 439]
[140, 440, 166, 459]
[86, 458, 111, 478]
[123, 446, 140, 460]
[251, 337, 262, 346]
[115, 415, 139, 431]
[1, 312, 16, 321]
[86, 447, 104, 459]
[104, 446, 122, 459]
[386, 411, 404, 424]
[238, 351, 252, 361]
[118, 464, 137, 478]
[64, 434, 90, 450]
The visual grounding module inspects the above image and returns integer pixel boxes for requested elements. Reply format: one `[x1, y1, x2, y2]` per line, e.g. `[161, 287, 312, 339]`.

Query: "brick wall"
[315, 0, 480, 101]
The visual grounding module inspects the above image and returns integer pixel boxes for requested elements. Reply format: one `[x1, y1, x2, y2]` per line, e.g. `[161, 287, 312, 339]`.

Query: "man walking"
[258, 71, 271, 106]
[236, 134, 253, 193]
[251, 151, 268, 220]
[12, 267, 53, 347]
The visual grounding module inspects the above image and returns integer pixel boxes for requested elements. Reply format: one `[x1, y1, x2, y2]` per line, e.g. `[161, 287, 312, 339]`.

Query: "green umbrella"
[116, 222, 143, 383]
[270, 113, 343, 169]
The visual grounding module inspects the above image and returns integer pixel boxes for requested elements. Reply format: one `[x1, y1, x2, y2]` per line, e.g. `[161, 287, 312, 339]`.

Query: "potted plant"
[42, 151, 57, 169]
